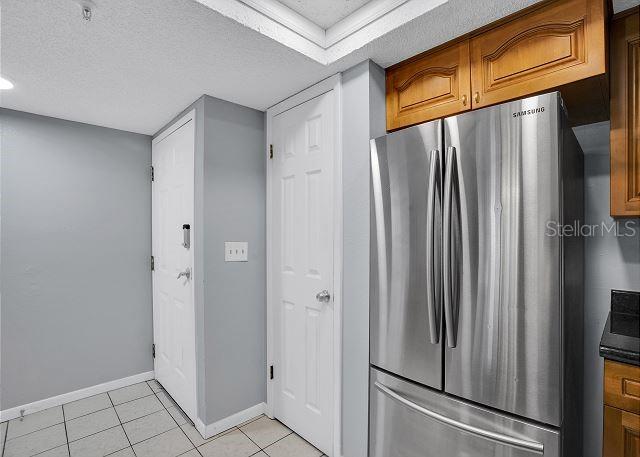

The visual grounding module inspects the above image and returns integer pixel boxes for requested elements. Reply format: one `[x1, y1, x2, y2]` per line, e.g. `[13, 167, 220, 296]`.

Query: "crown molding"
[195, 0, 448, 65]
[325, 0, 411, 47]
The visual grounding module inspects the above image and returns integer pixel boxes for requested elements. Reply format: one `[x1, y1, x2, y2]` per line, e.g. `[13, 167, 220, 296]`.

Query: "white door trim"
[151, 109, 198, 423]
[265, 73, 343, 457]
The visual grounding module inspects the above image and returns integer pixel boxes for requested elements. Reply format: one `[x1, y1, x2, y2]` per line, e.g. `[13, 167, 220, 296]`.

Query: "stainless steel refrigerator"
[369, 92, 583, 457]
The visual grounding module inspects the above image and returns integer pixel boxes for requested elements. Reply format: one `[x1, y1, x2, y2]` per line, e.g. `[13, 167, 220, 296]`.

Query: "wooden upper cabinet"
[469, 0, 606, 109]
[611, 8, 640, 217]
[386, 41, 471, 131]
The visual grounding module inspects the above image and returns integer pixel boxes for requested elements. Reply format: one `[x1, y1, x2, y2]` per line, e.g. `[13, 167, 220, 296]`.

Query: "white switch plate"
[225, 241, 248, 262]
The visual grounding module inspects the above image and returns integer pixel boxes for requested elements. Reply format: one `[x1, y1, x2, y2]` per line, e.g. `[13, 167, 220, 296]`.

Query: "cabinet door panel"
[604, 406, 640, 457]
[386, 41, 470, 131]
[611, 8, 640, 217]
[470, 0, 606, 108]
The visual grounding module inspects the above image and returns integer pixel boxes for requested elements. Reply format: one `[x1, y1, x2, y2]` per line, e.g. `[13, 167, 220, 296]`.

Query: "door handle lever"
[177, 268, 191, 280]
[316, 290, 331, 303]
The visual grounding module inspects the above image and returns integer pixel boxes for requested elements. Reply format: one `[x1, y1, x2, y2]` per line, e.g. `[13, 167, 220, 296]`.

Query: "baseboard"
[199, 402, 266, 439]
[0, 371, 155, 422]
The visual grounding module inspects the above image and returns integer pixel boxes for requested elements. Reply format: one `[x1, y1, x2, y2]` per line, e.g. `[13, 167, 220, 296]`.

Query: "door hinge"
[151, 255, 155, 271]
[269, 365, 274, 380]
[151, 165, 155, 182]
[269, 144, 273, 159]
[152, 344, 156, 359]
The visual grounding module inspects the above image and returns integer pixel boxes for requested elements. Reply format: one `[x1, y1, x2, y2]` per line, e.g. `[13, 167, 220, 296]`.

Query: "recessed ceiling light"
[0, 77, 14, 90]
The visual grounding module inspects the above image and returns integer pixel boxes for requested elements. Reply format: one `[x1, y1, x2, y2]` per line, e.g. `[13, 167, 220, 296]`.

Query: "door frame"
[151, 109, 199, 423]
[265, 74, 343, 457]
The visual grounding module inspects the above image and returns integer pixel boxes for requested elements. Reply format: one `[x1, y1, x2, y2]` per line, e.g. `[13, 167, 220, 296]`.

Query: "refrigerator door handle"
[374, 381, 545, 454]
[425, 149, 442, 344]
[443, 146, 457, 348]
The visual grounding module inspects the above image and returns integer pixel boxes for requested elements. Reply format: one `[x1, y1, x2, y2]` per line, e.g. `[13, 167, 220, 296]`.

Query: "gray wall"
[341, 60, 385, 457]
[1, 109, 153, 410]
[153, 95, 265, 426]
[574, 121, 640, 457]
[201, 96, 266, 423]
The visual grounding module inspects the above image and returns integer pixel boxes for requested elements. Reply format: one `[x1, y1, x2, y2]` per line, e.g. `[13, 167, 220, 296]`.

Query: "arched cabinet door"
[469, 0, 606, 109]
[386, 40, 471, 131]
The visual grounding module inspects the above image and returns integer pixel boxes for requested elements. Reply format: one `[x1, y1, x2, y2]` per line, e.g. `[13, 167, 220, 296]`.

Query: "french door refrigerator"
[369, 92, 584, 457]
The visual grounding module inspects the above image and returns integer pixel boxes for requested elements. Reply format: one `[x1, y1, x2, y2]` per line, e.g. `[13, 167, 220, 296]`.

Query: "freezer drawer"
[370, 120, 443, 390]
[369, 367, 560, 457]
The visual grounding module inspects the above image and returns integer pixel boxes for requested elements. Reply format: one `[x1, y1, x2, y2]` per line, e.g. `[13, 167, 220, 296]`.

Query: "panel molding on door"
[470, 0, 606, 108]
[268, 88, 336, 455]
[386, 41, 471, 131]
[152, 111, 197, 423]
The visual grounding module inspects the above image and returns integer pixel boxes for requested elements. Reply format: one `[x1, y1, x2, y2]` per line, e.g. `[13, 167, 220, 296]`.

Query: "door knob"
[316, 290, 331, 303]
[177, 267, 191, 280]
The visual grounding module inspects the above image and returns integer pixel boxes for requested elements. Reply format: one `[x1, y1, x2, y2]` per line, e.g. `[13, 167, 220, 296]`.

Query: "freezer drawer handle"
[373, 381, 545, 454]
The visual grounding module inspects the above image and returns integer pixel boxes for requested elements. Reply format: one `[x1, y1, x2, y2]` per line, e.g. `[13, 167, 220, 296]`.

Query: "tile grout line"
[61, 404, 71, 456]
[2, 420, 7, 455]
[108, 387, 137, 457]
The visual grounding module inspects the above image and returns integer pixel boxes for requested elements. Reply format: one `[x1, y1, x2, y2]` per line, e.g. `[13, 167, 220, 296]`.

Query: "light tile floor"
[0, 380, 325, 457]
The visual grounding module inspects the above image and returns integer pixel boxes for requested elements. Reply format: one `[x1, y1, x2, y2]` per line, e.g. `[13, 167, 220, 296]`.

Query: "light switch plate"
[225, 241, 248, 262]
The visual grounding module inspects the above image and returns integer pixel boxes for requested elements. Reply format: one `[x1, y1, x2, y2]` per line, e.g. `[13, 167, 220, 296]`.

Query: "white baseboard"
[198, 402, 266, 439]
[0, 371, 155, 422]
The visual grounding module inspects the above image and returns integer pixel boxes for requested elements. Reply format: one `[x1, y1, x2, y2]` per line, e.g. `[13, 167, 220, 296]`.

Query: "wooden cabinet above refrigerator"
[385, 0, 608, 131]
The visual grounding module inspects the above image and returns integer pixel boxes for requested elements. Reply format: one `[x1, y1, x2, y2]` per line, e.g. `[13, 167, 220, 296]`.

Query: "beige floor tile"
[66, 408, 120, 442]
[147, 380, 163, 393]
[123, 410, 177, 444]
[166, 406, 188, 426]
[181, 423, 235, 448]
[68, 426, 129, 457]
[106, 447, 135, 456]
[38, 445, 70, 456]
[263, 433, 322, 457]
[132, 428, 193, 457]
[115, 395, 163, 423]
[240, 416, 290, 448]
[108, 383, 153, 406]
[155, 391, 178, 409]
[178, 451, 202, 457]
[4, 423, 67, 457]
[64, 394, 112, 420]
[6, 407, 64, 440]
[197, 429, 259, 457]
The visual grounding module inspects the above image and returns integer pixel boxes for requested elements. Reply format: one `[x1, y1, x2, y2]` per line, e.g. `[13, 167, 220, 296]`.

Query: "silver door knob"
[316, 290, 331, 303]
[177, 267, 191, 280]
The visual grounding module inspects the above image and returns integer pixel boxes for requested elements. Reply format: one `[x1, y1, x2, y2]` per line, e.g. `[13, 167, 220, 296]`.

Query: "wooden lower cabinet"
[610, 8, 640, 217]
[604, 360, 640, 457]
[386, 41, 471, 131]
[604, 406, 640, 457]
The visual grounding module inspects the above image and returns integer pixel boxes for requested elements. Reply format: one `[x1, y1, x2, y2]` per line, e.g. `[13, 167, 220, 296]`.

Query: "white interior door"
[271, 92, 335, 454]
[152, 114, 197, 421]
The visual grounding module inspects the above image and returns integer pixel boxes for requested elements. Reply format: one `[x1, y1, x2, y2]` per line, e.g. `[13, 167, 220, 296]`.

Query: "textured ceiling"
[278, 0, 373, 28]
[3, 0, 627, 135]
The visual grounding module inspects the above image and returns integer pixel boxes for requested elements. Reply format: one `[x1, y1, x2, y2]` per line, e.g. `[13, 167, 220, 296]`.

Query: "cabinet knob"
[474, 92, 480, 103]
[462, 94, 467, 106]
